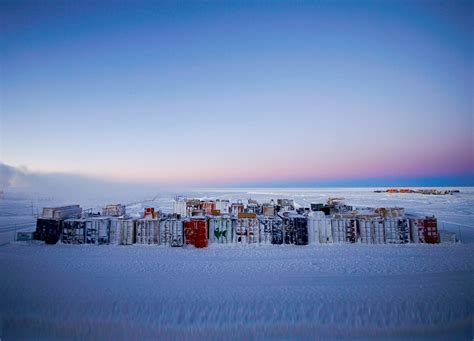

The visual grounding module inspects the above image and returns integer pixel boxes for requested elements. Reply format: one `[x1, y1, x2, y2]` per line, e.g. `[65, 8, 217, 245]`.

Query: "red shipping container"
[423, 217, 439, 244]
[184, 220, 208, 248]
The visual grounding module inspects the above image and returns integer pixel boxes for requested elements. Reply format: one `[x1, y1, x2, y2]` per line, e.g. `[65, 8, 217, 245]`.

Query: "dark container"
[311, 203, 324, 212]
[35, 218, 62, 244]
[62, 219, 86, 244]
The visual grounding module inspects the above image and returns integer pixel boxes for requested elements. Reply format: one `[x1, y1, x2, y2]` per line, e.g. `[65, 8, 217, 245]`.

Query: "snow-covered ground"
[0, 188, 473, 339]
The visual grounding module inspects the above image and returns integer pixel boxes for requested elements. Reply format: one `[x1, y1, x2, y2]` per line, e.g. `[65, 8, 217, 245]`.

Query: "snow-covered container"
[384, 218, 410, 244]
[280, 213, 308, 245]
[230, 202, 244, 216]
[358, 216, 385, 244]
[209, 216, 233, 243]
[202, 201, 216, 215]
[258, 216, 283, 245]
[331, 218, 357, 243]
[215, 199, 230, 214]
[42, 205, 82, 219]
[307, 211, 332, 244]
[102, 204, 126, 217]
[173, 197, 187, 217]
[160, 218, 184, 247]
[84, 217, 110, 245]
[109, 218, 135, 245]
[184, 218, 208, 248]
[409, 217, 439, 244]
[233, 213, 259, 244]
[35, 218, 63, 244]
[62, 218, 86, 244]
[135, 219, 159, 245]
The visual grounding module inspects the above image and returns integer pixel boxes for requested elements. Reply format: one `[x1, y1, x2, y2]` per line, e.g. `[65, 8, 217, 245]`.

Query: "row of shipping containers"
[33, 207, 441, 247]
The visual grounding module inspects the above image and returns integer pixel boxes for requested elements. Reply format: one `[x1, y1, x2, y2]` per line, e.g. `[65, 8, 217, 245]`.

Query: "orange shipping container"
[184, 220, 208, 248]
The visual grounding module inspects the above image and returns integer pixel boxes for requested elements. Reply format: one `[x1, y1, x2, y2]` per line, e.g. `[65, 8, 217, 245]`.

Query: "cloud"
[0, 162, 170, 203]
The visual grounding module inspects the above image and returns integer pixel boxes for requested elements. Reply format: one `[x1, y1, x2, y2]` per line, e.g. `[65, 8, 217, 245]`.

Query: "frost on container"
[135, 219, 159, 245]
[173, 197, 187, 217]
[209, 216, 233, 243]
[409, 217, 439, 244]
[307, 211, 332, 244]
[358, 216, 385, 244]
[258, 216, 283, 245]
[384, 218, 410, 244]
[62, 219, 86, 244]
[233, 213, 259, 244]
[280, 214, 308, 245]
[215, 199, 230, 214]
[331, 218, 357, 243]
[160, 218, 184, 247]
[184, 218, 208, 248]
[110, 218, 136, 245]
[42, 205, 82, 220]
[102, 204, 126, 217]
[84, 217, 110, 245]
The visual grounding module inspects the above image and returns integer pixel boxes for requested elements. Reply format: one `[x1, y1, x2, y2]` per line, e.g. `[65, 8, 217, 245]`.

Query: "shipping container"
[258, 216, 283, 245]
[262, 204, 275, 216]
[143, 207, 157, 219]
[280, 214, 308, 245]
[357, 217, 385, 244]
[160, 218, 184, 247]
[135, 219, 159, 245]
[16, 232, 35, 241]
[233, 217, 259, 244]
[42, 205, 82, 220]
[409, 217, 439, 244]
[375, 207, 405, 218]
[331, 218, 357, 243]
[35, 218, 63, 244]
[173, 197, 187, 217]
[277, 199, 294, 211]
[84, 217, 110, 245]
[202, 201, 216, 215]
[230, 202, 245, 216]
[62, 218, 86, 244]
[102, 204, 126, 217]
[184, 218, 208, 248]
[384, 218, 410, 244]
[215, 199, 230, 214]
[209, 216, 233, 243]
[307, 211, 333, 244]
[109, 218, 135, 245]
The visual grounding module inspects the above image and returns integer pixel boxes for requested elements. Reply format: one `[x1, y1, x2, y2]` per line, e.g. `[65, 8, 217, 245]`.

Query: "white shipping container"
[233, 218, 259, 244]
[331, 218, 357, 243]
[110, 219, 135, 245]
[308, 212, 333, 244]
[173, 198, 187, 217]
[215, 200, 230, 214]
[384, 218, 410, 244]
[160, 219, 184, 247]
[136, 219, 159, 245]
[85, 217, 110, 245]
[209, 216, 233, 243]
[43, 205, 82, 219]
[409, 218, 424, 243]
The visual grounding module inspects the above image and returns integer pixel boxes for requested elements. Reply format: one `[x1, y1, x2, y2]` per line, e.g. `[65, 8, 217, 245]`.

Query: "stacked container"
[184, 218, 208, 248]
[209, 216, 233, 243]
[384, 218, 410, 244]
[62, 218, 86, 244]
[280, 214, 309, 245]
[233, 213, 259, 244]
[102, 204, 126, 217]
[409, 217, 439, 244]
[135, 219, 159, 245]
[215, 199, 230, 214]
[202, 201, 216, 215]
[307, 211, 333, 244]
[258, 216, 283, 245]
[357, 216, 384, 244]
[85, 217, 110, 245]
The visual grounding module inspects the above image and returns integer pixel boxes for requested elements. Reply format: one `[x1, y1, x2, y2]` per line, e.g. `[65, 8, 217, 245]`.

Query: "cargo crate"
[331, 218, 357, 243]
[84, 217, 110, 245]
[280, 215, 308, 245]
[62, 219, 86, 244]
[35, 218, 63, 244]
[409, 217, 439, 244]
[308, 212, 333, 244]
[384, 218, 410, 244]
[109, 218, 135, 245]
[42, 205, 82, 220]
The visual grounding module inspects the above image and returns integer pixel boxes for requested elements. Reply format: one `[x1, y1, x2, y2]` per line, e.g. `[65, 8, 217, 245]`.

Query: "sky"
[1, 0, 473, 188]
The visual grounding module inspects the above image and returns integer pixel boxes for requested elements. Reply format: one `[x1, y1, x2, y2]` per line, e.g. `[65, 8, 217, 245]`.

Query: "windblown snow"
[1, 188, 473, 339]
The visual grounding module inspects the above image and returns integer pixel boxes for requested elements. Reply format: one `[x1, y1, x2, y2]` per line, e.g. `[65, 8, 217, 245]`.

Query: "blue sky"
[1, 0, 472, 187]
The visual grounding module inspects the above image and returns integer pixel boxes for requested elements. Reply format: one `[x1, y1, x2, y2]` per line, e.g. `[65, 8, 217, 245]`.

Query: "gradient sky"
[1, 0, 473, 187]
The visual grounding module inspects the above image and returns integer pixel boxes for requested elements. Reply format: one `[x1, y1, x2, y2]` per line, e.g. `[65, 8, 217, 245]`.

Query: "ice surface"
[0, 188, 473, 339]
